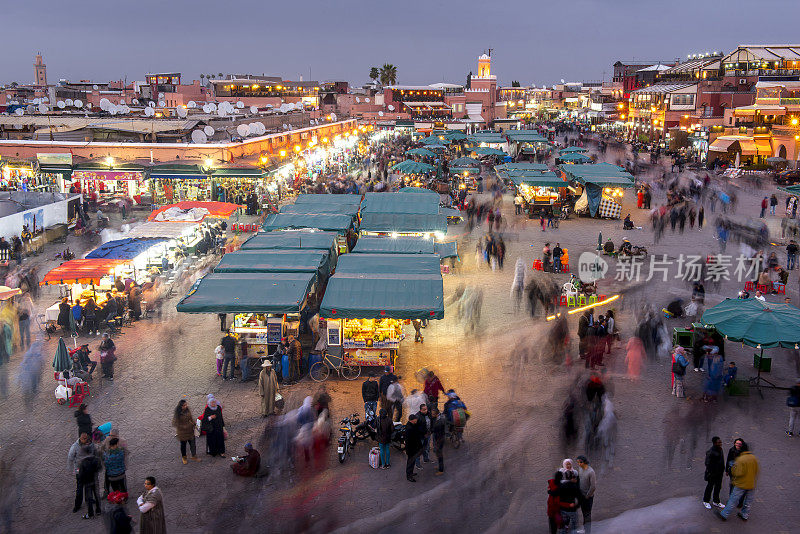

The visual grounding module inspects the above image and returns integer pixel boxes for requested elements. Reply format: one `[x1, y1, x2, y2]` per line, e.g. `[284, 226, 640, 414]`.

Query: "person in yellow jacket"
[715, 442, 759, 521]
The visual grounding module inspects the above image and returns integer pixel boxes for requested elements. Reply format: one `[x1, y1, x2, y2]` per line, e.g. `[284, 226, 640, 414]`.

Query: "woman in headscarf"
[201, 394, 226, 457]
[558, 458, 579, 479]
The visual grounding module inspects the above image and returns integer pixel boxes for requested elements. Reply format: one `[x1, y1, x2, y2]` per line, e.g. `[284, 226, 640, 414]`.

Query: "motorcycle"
[618, 245, 648, 258]
[354, 406, 377, 442]
[390, 421, 406, 452]
[447, 422, 465, 449]
[337, 413, 359, 463]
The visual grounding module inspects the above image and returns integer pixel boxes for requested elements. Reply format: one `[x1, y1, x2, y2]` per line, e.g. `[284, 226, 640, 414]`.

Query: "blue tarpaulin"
[85, 238, 168, 260]
[586, 184, 602, 217]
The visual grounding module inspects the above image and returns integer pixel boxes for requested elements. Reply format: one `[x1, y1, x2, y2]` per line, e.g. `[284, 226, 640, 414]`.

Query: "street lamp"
[105, 156, 114, 168]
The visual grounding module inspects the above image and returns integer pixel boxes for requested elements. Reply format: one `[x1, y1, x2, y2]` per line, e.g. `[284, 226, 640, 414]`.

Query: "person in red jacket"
[546, 472, 563, 534]
[423, 371, 446, 409]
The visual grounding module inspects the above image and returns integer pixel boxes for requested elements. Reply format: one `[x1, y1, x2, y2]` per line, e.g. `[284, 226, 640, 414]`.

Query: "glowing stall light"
[433, 232, 445, 241]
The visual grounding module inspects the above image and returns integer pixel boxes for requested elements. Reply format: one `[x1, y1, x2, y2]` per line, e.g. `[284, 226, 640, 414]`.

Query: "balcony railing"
[772, 125, 800, 136]
[780, 98, 800, 105]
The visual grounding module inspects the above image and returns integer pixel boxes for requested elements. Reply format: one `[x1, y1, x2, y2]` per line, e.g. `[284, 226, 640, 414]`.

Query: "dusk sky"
[4, 0, 799, 88]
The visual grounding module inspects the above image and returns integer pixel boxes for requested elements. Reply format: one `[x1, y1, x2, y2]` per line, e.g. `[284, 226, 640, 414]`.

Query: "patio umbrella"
[53, 337, 71, 372]
[701, 298, 800, 395]
[473, 147, 507, 156]
[392, 160, 435, 175]
[767, 156, 787, 165]
[406, 148, 437, 158]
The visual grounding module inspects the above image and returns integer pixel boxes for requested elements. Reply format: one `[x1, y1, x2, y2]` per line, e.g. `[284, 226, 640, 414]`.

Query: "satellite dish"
[57, 101, 66, 109]
[132, 98, 139, 105]
[365, 98, 370, 103]
[119, 99, 126, 105]
[202, 104, 211, 113]
[33, 98, 40, 105]
[236, 101, 244, 109]
[65, 99, 74, 106]
[378, 111, 384, 116]
[208, 103, 217, 111]
[191, 130, 208, 143]
[203, 126, 215, 137]
[248, 122, 259, 135]
[14, 108, 24, 116]
[387, 105, 395, 111]
[265, 104, 273, 109]
[187, 101, 196, 108]
[257, 122, 266, 134]
[100, 98, 111, 110]
[38, 103, 49, 113]
[295, 102, 304, 110]
[42, 97, 49, 103]
[26, 105, 35, 113]
[282, 123, 288, 130]
[560, 79, 565, 84]
[330, 113, 337, 121]
[148, 101, 156, 108]
[144, 107, 155, 117]
[237, 124, 250, 137]
[176, 106, 188, 118]
[109, 105, 118, 115]
[74, 99, 83, 108]
[92, 85, 99, 90]
[159, 92, 165, 99]
[356, 97, 360, 103]
[217, 107, 227, 118]
[250, 105, 258, 114]
[158, 100, 166, 108]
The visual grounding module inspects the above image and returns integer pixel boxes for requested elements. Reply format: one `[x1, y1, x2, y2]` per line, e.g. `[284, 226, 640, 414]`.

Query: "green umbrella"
[450, 156, 481, 166]
[406, 148, 437, 158]
[392, 160, 435, 175]
[701, 298, 800, 395]
[473, 147, 507, 156]
[53, 337, 71, 372]
[421, 136, 451, 145]
[701, 298, 800, 349]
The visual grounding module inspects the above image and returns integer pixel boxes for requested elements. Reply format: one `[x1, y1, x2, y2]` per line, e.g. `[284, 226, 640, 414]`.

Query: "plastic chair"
[598, 294, 607, 302]
[532, 260, 542, 271]
[587, 295, 597, 305]
[561, 264, 570, 273]
[68, 382, 89, 408]
[567, 295, 577, 307]
[578, 295, 587, 306]
[775, 283, 786, 295]
[744, 281, 754, 291]
[559, 295, 568, 306]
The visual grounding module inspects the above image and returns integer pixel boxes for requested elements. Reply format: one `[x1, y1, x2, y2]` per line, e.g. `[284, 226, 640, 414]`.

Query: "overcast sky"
[4, 0, 799, 88]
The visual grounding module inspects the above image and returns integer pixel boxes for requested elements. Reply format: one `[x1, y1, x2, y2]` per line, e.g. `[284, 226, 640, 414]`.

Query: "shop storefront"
[72, 163, 148, 205]
[1, 161, 35, 191]
[35, 153, 73, 193]
[148, 164, 210, 206]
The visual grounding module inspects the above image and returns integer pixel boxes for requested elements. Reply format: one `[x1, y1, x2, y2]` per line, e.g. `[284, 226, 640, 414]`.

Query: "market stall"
[148, 201, 242, 222]
[359, 212, 447, 238]
[72, 162, 148, 205]
[177, 271, 316, 359]
[148, 164, 210, 205]
[1, 161, 35, 191]
[214, 249, 331, 281]
[320, 254, 444, 367]
[496, 163, 568, 217]
[560, 163, 635, 219]
[40, 258, 130, 320]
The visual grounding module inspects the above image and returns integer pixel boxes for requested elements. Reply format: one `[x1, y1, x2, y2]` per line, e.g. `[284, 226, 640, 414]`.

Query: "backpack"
[788, 395, 800, 408]
[672, 359, 687, 376]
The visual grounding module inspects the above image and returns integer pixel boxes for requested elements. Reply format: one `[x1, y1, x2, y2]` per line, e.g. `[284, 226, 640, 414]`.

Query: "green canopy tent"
[701, 298, 800, 396]
[361, 192, 440, 215]
[177, 272, 316, 314]
[397, 186, 439, 196]
[560, 146, 588, 154]
[335, 253, 442, 275]
[468, 132, 507, 144]
[53, 337, 71, 372]
[392, 160, 436, 175]
[444, 131, 469, 141]
[320, 274, 445, 320]
[293, 194, 362, 207]
[420, 136, 451, 145]
[472, 147, 507, 157]
[504, 130, 550, 144]
[451, 166, 480, 175]
[352, 236, 435, 255]
[406, 148, 437, 158]
[279, 203, 359, 218]
[502, 171, 566, 188]
[495, 162, 550, 172]
[360, 212, 447, 235]
[558, 152, 592, 163]
[450, 157, 481, 167]
[777, 185, 800, 196]
[241, 230, 338, 251]
[214, 249, 330, 278]
[261, 212, 354, 234]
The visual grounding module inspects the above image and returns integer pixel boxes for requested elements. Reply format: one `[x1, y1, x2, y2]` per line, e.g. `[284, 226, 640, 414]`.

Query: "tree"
[511, 80, 521, 87]
[379, 64, 397, 87]
[218, 72, 223, 79]
[200, 74, 205, 85]
[369, 67, 379, 83]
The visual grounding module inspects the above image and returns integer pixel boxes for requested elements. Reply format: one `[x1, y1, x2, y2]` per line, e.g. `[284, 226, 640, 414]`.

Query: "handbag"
[223, 428, 229, 440]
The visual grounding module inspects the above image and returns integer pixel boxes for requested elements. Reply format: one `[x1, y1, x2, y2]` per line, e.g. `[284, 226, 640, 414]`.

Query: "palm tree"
[379, 64, 397, 87]
[369, 67, 379, 84]
[218, 72, 224, 80]
[200, 74, 205, 85]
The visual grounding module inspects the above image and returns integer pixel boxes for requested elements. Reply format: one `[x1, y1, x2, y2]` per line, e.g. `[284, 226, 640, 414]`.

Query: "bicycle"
[309, 351, 361, 382]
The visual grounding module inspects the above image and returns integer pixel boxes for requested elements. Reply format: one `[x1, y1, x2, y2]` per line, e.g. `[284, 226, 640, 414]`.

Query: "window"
[671, 94, 695, 106]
